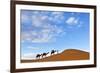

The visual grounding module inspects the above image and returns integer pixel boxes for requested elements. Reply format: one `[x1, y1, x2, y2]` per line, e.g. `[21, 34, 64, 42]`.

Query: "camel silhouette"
[35, 50, 59, 59]
[36, 54, 41, 59]
[41, 52, 49, 58]
[51, 50, 57, 55]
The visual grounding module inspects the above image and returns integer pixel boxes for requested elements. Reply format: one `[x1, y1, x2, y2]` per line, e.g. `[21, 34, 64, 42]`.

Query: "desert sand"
[21, 49, 89, 63]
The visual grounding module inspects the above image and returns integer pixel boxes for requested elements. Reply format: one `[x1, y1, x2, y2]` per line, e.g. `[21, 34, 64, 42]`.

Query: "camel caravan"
[36, 50, 58, 59]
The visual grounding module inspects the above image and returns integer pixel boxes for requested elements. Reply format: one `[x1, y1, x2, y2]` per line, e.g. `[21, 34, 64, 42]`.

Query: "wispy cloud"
[65, 16, 83, 29]
[21, 24, 64, 43]
[21, 10, 83, 43]
[50, 12, 65, 23]
[27, 46, 41, 50]
[65, 17, 79, 25]
[21, 53, 36, 60]
[21, 11, 65, 43]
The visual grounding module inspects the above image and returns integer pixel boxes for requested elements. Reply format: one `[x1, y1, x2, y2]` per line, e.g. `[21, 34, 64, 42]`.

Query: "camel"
[36, 54, 41, 59]
[51, 50, 57, 55]
[41, 52, 49, 58]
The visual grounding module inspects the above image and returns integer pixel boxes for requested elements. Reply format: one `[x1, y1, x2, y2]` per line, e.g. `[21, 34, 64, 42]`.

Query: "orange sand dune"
[21, 49, 89, 63]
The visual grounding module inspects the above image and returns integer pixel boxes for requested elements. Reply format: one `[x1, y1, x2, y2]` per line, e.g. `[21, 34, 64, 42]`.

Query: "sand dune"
[21, 49, 89, 63]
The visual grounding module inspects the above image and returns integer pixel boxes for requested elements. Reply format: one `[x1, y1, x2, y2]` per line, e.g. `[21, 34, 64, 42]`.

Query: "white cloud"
[21, 11, 65, 43]
[41, 15, 49, 20]
[32, 11, 39, 15]
[30, 25, 62, 43]
[21, 14, 31, 24]
[32, 15, 43, 27]
[66, 17, 79, 25]
[21, 53, 36, 60]
[21, 32, 31, 41]
[21, 23, 64, 43]
[27, 46, 41, 50]
[50, 12, 65, 23]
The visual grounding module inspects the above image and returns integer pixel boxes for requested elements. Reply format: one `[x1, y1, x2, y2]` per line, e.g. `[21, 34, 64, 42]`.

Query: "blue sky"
[20, 10, 90, 58]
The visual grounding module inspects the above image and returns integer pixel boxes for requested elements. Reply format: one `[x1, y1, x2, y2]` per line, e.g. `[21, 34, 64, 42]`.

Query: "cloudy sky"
[20, 10, 90, 59]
